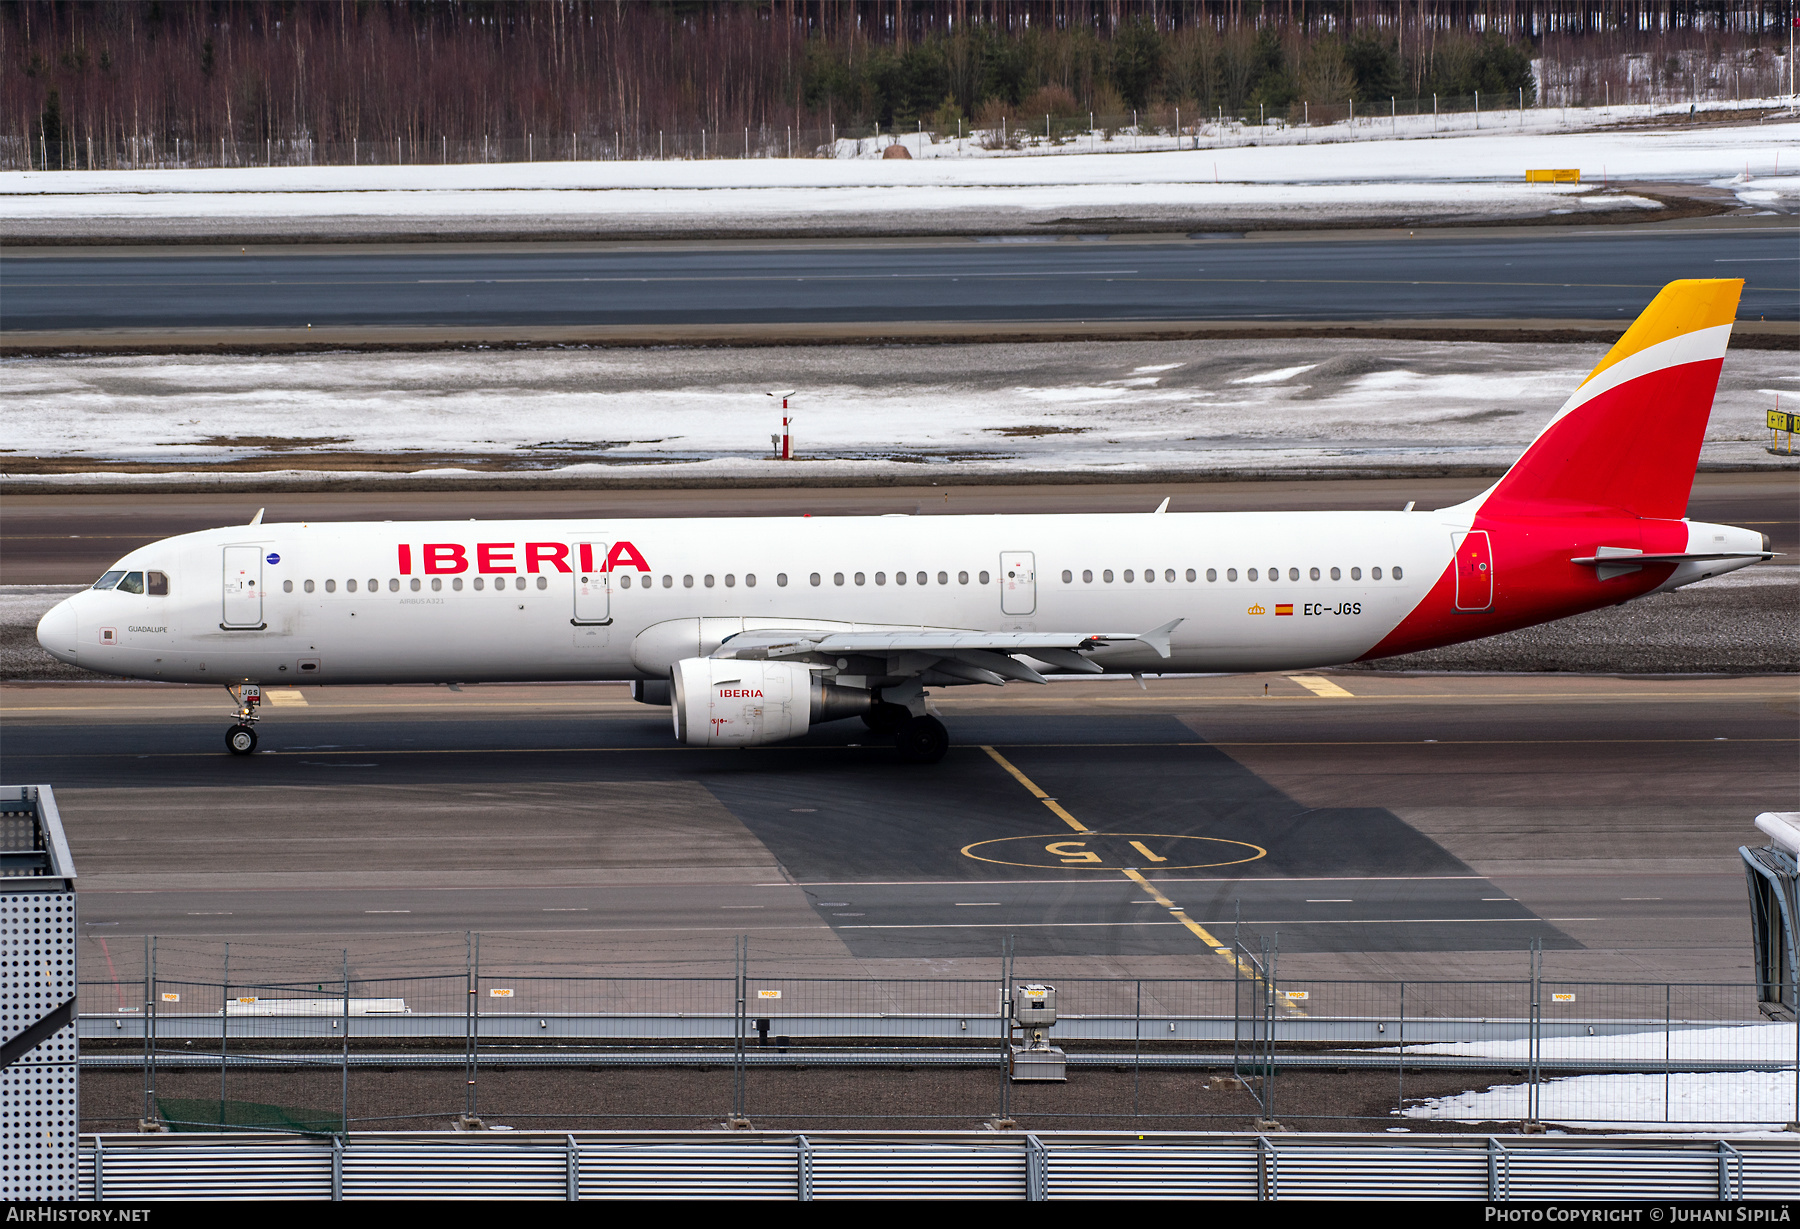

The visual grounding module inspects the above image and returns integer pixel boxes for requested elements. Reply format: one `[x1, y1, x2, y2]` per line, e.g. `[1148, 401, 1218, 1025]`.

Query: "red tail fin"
[1481, 279, 1742, 520]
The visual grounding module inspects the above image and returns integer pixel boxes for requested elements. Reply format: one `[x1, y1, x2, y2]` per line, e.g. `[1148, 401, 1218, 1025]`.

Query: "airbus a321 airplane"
[36, 279, 1773, 763]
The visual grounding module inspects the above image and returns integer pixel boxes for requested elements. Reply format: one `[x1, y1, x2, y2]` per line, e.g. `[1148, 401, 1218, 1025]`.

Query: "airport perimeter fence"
[11, 91, 1771, 172]
[67, 938, 1800, 1137]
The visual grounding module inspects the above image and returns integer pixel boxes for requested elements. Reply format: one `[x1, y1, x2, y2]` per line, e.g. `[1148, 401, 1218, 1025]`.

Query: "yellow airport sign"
[1526, 169, 1581, 183]
[1768, 409, 1794, 433]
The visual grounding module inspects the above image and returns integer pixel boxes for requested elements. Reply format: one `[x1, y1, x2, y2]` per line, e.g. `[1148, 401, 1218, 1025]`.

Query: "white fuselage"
[37, 510, 1479, 685]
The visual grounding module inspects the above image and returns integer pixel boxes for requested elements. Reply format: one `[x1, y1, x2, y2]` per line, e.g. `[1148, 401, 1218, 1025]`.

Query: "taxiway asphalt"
[7, 673, 1790, 990]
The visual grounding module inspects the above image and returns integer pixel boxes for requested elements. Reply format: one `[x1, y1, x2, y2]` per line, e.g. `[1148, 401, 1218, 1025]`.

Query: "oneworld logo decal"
[266, 553, 281, 565]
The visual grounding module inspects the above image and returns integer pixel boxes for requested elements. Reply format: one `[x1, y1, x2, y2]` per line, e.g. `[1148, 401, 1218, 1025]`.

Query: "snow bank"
[1393, 1020, 1799, 1064]
[1406, 1070, 1799, 1131]
[2, 122, 1792, 230]
[4, 340, 1791, 480]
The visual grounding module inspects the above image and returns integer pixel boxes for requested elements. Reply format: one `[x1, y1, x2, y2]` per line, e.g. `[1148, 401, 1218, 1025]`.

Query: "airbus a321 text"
[36, 280, 1773, 763]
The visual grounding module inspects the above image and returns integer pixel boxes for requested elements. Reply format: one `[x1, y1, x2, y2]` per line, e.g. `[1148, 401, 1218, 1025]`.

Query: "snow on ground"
[3, 339, 1791, 483]
[1406, 1070, 1799, 1131]
[1399, 1021, 1800, 1130]
[3, 119, 1794, 232]
[1394, 1020, 1799, 1065]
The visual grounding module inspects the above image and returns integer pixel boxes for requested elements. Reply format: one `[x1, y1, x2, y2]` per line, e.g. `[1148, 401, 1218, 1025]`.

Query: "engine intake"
[670, 658, 870, 747]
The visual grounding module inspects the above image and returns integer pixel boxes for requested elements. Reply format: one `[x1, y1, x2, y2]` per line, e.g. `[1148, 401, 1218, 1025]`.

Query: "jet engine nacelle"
[670, 658, 870, 747]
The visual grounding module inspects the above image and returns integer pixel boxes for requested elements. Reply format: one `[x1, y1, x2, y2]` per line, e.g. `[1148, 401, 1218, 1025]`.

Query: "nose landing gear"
[225, 682, 262, 755]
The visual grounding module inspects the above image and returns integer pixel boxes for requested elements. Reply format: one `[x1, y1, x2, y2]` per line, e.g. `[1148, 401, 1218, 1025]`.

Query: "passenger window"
[1226, 569, 1237, 581]
[937, 572, 947, 585]
[92, 570, 125, 590]
[1371, 567, 1383, 580]
[834, 573, 844, 586]
[1309, 567, 1320, 581]
[369, 578, 379, 592]
[704, 575, 715, 588]
[621, 574, 632, 589]
[810, 573, 821, 587]
[147, 571, 169, 595]
[348, 579, 360, 593]
[117, 571, 145, 594]
[536, 576, 547, 590]
[855, 573, 866, 586]
[896, 571, 907, 585]
[1330, 567, 1340, 581]
[684, 575, 695, 588]
[431, 578, 442, 592]
[516, 577, 526, 591]
[958, 571, 969, 585]
[409, 578, 420, 591]
[979, 571, 990, 585]
[775, 574, 786, 587]
[1082, 570, 1093, 583]
[326, 579, 337, 593]
[1206, 569, 1216, 582]
[390, 578, 400, 592]
[452, 578, 463, 591]
[917, 572, 928, 586]
[1062, 570, 1072, 584]
[305, 579, 316, 593]
[1102, 569, 1114, 583]
[1289, 568, 1300, 582]
[875, 572, 887, 586]
[1393, 566, 1404, 580]
[1247, 569, 1258, 581]
[746, 574, 757, 587]
[1350, 567, 1361, 581]
[725, 574, 736, 588]
[283, 580, 293, 593]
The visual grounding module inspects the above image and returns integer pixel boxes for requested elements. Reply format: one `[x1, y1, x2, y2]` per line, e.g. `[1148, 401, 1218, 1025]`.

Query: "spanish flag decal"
[1275, 603, 1294, 616]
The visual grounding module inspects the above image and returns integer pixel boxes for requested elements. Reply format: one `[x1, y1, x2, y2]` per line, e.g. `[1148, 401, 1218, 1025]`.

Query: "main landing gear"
[863, 697, 947, 763]
[894, 715, 949, 765]
[225, 682, 262, 755]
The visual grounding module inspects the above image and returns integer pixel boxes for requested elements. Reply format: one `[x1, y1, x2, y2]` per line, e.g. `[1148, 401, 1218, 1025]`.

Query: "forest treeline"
[7, 2, 1793, 162]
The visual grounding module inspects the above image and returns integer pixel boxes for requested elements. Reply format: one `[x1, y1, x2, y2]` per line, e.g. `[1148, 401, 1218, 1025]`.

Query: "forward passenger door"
[1000, 551, 1036, 616]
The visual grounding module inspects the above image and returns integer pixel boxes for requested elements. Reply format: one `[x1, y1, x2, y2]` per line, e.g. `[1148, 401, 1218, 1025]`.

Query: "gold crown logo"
[1247, 603, 1266, 615]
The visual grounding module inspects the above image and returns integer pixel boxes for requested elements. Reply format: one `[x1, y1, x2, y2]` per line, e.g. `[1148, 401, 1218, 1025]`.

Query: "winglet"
[248, 508, 265, 526]
[1139, 618, 1183, 659]
[1153, 498, 1170, 514]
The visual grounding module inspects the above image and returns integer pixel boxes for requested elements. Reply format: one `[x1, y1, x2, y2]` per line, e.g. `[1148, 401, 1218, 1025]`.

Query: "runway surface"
[7, 673, 1791, 988]
[3, 227, 1794, 333]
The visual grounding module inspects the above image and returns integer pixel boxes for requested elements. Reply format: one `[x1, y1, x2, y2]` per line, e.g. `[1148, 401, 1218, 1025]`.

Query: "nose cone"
[36, 597, 79, 661]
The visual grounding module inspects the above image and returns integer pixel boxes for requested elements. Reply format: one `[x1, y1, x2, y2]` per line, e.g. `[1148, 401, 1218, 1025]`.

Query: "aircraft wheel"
[226, 724, 258, 755]
[893, 715, 949, 764]
[862, 702, 910, 734]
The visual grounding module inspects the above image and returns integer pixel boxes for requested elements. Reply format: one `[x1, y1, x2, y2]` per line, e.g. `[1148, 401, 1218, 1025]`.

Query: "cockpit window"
[116, 571, 145, 594]
[147, 571, 169, 596]
[93, 570, 125, 590]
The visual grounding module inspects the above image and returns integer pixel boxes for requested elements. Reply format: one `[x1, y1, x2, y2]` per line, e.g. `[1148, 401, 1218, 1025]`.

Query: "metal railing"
[67, 935, 1800, 1136]
[77, 1131, 1800, 1202]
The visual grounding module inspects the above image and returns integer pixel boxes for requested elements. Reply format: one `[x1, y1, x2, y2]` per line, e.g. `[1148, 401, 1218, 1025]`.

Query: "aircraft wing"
[712, 620, 1182, 685]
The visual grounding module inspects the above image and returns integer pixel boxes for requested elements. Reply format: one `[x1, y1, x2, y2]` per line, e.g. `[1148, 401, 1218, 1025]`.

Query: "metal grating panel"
[1, 891, 78, 1201]
[1507, 1150, 1721, 1200]
[1046, 1143, 1260, 1199]
[1272, 1145, 1489, 1200]
[345, 1142, 567, 1200]
[580, 1142, 800, 1199]
[1743, 1149, 1800, 1200]
[94, 1141, 332, 1201]
[811, 1142, 1026, 1200]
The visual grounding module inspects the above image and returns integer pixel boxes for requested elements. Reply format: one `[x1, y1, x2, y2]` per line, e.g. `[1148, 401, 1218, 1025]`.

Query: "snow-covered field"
[4, 339, 1792, 484]
[1403, 1022, 1800, 1130]
[4, 119, 1794, 239]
